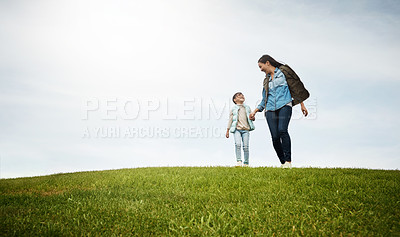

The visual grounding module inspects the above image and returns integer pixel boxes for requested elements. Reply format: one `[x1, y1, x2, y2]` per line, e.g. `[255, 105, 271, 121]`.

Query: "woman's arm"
[300, 102, 308, 117]
[249, 108, 260, 121]
[251, 88, 267, 121]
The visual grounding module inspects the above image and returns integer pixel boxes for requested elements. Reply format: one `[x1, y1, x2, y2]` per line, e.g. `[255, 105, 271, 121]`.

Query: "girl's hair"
[232, 92, 243, 104]
[258, 55, 283, 68]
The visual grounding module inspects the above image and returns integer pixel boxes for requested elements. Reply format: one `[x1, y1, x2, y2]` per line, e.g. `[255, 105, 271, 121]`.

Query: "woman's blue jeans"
[266, 105, 292, 164]
[233, 130, 249, 164]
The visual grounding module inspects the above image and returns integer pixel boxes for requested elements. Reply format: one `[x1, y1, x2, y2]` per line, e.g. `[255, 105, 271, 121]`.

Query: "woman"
[249, 55, 309, 168]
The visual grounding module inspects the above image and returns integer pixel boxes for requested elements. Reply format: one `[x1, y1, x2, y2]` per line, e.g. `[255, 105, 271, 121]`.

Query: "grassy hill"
[1, 167, 399, 236]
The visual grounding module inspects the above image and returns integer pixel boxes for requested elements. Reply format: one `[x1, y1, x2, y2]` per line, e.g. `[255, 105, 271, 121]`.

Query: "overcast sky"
[1, 0, 399, 178]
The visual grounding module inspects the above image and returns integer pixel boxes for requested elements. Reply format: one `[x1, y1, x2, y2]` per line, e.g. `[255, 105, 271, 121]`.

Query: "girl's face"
[234, 94, 245, 104]
[258, 62, 274, 75]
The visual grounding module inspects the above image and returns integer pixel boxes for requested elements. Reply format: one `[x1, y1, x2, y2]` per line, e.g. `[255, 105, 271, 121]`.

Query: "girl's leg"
[266, 111, 285, 164]
[277, 106, 292, 162]
[241, 130, 250, 165]
[233, 130, 242, 162]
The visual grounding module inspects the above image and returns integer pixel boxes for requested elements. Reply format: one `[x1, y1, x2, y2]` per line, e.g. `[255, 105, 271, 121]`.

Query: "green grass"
[1, 167, 399, 236]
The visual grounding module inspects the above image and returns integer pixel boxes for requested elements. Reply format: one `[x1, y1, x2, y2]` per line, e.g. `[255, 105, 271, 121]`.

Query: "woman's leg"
[233, 130, 242, 163]
[241, 130, 250, 165]
[266, 111, 285, 164]
[277, 106, 292, 162]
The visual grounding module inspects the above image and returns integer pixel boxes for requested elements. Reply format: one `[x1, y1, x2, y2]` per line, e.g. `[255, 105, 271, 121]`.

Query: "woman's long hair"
[258, 55, 283, 68]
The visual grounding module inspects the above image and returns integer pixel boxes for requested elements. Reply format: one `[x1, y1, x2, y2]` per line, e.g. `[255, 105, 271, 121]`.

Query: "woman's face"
[258, 62, 273, 74]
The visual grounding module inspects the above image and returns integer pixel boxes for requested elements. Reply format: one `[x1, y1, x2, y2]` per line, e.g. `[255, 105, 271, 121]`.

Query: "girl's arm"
[226, 110, 233, 138]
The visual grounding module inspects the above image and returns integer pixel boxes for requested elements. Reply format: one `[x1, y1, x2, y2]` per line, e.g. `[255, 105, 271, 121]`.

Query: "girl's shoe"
[236, 161, 243, 167]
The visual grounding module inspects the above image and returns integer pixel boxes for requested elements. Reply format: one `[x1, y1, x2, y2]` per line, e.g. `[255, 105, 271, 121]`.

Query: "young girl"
[226, 92, 255, 167]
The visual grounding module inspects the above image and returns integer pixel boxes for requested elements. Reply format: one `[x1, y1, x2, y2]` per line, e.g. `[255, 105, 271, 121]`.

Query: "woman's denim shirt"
[257, 67, 292, 112]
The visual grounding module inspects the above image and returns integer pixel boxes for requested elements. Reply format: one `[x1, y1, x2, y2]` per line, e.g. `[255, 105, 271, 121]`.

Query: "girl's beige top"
[227, 105, 250, 131]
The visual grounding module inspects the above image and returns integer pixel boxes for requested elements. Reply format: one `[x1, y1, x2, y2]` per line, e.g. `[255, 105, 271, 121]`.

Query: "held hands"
[249, 112, 256, 121]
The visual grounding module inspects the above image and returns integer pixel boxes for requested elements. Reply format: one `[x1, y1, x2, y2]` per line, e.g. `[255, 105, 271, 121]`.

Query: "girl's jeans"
[266, 105, 292, 164]
[233, 130, 249, 164]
